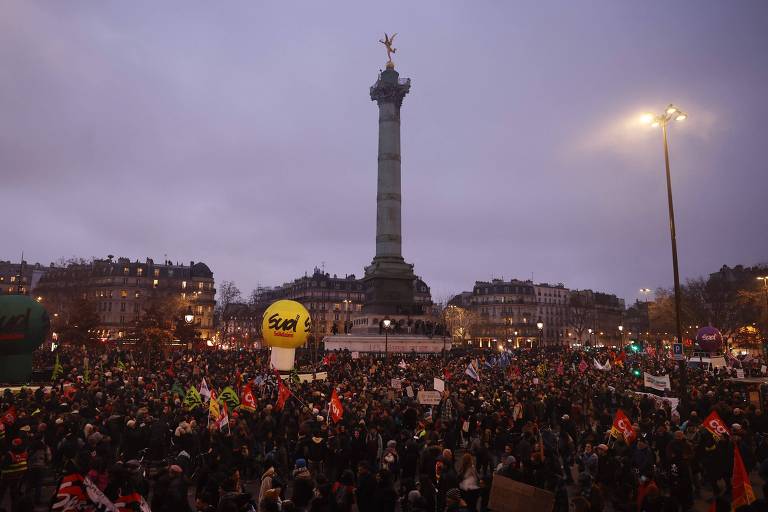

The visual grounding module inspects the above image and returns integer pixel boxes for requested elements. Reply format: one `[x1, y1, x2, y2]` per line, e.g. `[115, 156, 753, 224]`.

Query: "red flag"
[165, 364, 175, 378]
[731, 445, 756, 510]
[51, 473, 88, 510]
[329, 389, 344, 423]
[217, 401, 230, 432]
[609, 409, 637, 444]
[1, 405, 16, 426]
[115, 492, 151, 512]
[275, 372, 291, 411]
[703, 411, 730, 441]
[240, 383, 257, 412]
[443, 368, 452, 380]
[322, 355, 330, 366]
[615, 351, 626, 367]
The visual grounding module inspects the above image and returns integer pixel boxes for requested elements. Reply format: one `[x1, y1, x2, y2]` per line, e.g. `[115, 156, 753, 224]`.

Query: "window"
[153, 279, 159, 288]
[133, 303, 139, 313]
[123, 267, 129, 275]
[196, 305, 203, 315]
[135, 291, 140, 298]
[120, 290, 128, 298]
[136, 268, 143, 277]
[198, 282, 203, 290]
[182, 281, 187, 289]
[120, 315, 125, 324]
[120, 302, 126, 312]
[168, 269, 174, 277]
[154, 268, 160, 277]
[108, 302, 112, 312]
[9, 276, 15, 283]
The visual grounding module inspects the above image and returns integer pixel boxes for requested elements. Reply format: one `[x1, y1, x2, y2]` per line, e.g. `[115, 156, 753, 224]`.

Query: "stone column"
[370, 67, 410, 262]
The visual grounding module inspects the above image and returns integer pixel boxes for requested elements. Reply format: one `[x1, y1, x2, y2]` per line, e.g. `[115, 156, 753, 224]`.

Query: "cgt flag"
[329, 388, 344, 423]
[240, 383, 257, 412]
[703, 410, 730, 441]
[609, 409, 637, 444]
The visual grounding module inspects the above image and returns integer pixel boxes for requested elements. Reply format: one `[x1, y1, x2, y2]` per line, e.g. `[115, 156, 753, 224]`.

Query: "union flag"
[240, 383, 257, 412]
[275, 371, 291, 411]
[329, 389, 344, 423]
[731, 445, 755, 510]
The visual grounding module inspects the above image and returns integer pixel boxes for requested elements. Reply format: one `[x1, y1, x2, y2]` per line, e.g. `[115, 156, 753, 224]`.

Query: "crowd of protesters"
[0, 343, 767, 512]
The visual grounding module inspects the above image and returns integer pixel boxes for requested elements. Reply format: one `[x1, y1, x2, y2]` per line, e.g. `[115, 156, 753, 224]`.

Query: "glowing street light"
[536, 319, 544, 347]
[184, 306, 194, 324]
[382, 318, 392, 359]
[642, 103, 689, 405]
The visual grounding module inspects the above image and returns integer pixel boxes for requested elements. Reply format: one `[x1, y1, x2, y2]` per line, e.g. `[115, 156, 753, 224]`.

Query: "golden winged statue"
[379, 33, 397, 66]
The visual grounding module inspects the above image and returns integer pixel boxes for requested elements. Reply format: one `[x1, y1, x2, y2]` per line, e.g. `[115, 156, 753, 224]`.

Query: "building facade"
[451, 279, 627, 349]
[35, 256, 216, 340]
[0, 260, 47, 296]
[239, 268, 433, 341]
[569, 289, 626, 347]
[467, 279, 571, 348]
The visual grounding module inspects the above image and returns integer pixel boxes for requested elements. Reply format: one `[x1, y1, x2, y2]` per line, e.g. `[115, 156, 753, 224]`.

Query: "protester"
[0, 343, 763, 512]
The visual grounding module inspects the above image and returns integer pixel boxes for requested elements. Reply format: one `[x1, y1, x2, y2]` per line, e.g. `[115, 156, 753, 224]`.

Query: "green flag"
[219, 386, 240, 410]
[171, 381, 186, 399]
[51, 354, 63, 381]
[183, 386, 203, 410]
[83, 358, 90, 384]
[117, 357, 126, 371]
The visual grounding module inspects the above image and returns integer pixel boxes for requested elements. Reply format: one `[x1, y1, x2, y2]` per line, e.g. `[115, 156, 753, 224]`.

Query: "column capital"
[370, 69, 410, 108]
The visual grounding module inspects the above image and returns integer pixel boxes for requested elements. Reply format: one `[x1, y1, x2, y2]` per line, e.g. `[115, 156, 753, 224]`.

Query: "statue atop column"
[379, 33, 397, 69]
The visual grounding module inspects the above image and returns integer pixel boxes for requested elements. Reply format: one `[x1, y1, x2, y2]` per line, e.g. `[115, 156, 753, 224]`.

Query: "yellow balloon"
[262, 300, 311, 349]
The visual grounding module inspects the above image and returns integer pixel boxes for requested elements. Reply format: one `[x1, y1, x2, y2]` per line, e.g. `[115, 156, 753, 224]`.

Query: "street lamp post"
[383, 318, 392, 360]
[618, 325, 624, 348]
[642, 104, 689, 409]
[537, 319, 544, 349]
[588, 328, 593, 347]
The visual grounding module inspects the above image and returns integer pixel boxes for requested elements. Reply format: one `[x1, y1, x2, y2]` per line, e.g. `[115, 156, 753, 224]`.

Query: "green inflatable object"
[0, 295, 50, 383]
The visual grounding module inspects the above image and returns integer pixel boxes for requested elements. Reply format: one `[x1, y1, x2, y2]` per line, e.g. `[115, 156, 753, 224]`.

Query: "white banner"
[643, 372, 671, 391]
[433, 378, 445, 392]
[632, 391, 679, 414]
[417, 390, 442, 405]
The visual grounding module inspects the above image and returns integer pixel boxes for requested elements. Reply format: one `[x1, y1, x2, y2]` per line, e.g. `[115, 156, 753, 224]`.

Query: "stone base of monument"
[323, 334, 447, 354]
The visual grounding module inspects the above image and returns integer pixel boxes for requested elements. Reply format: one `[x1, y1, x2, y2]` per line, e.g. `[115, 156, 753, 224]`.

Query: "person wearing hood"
[307, 426, 328, 476]
[258, 460, 278, 509]
[292, 458, 315, 510]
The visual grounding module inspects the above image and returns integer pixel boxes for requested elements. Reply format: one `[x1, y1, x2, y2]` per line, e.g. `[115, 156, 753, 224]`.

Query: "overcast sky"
[2, 1, 767, 304]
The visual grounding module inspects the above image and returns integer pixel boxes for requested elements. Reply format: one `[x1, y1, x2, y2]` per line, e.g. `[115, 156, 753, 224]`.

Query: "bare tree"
[215, 280, 242, 321]
[569, 292, 593, 343]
